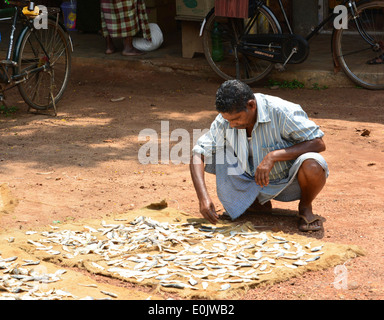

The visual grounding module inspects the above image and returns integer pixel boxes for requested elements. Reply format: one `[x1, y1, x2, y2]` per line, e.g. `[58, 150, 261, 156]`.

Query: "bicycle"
[201, 0, 384, 90]
[0, 0, 72, 115]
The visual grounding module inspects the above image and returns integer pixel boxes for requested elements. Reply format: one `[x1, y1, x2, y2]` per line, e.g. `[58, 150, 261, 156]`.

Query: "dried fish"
[271, 235, 286, 241]
[189, 278, 198, 286]
[310, 245, 323, 252]
[46, 250, 61, 255]
[0, 257, 18, 263]
[305, 256, 320, 262]
[22, 260, 40, 266]
[78, 283, 98, 288]
[91, 262, 105, 271]
[15, 215, 328, 298]
[100, 290, 118, 298]
[259, 264, 268, 271]
[163, 249, 178, 254]
[253, 251, 263, 260]
[256, 238, 267, 247]
[83, 226, 98, 233]
[219, 283, 231, 291]
[160, 282, 185, 289]
[293, 260, 307, 266]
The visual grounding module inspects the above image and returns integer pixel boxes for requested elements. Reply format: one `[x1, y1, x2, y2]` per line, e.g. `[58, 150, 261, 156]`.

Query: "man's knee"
[300, 159, 326, 179]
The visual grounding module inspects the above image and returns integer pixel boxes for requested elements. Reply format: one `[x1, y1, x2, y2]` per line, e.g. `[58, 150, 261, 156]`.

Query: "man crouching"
[190, 80, 328, 232]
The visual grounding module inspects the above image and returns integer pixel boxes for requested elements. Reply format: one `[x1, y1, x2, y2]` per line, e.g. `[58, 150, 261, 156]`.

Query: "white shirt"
[192, 93, 324, 181]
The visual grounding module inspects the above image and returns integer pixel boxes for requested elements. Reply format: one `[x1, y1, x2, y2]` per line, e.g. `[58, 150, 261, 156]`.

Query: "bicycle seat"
[22, 5, 39, 17]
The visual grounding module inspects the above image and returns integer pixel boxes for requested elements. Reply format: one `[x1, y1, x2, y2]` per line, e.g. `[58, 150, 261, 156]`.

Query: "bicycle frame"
[0, 5, 66, 86]
[202, 0, 384, 89]
[273, 0, 377, 46]
[0, 8, 38, 85]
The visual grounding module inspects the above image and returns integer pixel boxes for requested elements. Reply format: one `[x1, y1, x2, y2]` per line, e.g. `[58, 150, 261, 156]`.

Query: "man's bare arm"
[256, 138, 326, 187]
[190, 153, 218, 224]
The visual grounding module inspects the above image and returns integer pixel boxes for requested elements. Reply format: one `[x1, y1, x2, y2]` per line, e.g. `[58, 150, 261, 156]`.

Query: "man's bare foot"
[122, 36, 145, 56]
[298, 205, 322, 232]
[105, 48, 115, 54]
[122, 47, 145, 56]
[105, 36, 115, 54]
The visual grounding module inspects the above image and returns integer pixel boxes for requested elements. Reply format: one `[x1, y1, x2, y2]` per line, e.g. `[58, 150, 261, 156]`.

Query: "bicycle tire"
[333, 0, 384, 89]
[16, 18, 72, 110]
[202, 5, 280, 84]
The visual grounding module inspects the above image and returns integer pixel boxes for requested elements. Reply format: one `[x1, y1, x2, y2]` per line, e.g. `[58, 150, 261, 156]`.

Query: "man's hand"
[190, 153, 219, 224]
[255, 153, 275, 187]
[254, 138, 326, 187]
[199, 197, 218, 224]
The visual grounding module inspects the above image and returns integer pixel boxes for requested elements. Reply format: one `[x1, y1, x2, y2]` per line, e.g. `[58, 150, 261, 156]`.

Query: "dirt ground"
[0, 62, 383, 300]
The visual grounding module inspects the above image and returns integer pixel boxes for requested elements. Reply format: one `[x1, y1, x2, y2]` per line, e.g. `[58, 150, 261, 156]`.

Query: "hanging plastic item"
[132, 23, 163, 52]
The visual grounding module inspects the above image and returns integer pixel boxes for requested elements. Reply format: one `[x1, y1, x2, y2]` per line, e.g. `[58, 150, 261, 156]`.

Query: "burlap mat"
[12, 200, 364, 299]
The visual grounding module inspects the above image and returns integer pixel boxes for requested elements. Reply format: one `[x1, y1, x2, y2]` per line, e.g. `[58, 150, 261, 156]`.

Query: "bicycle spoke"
[17, 18, 71, 109]
[335, 1, 384, 89]
[202, 7, 279, 84]
[337, 46, 373, 58]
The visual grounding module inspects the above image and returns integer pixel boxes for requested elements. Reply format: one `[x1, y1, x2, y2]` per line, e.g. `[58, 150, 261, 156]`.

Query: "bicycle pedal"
[0, 60, 17, 67]
[275, 63, 285, 72]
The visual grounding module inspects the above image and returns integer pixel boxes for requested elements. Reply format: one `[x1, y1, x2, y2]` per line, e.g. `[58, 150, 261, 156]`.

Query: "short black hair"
[215, 80, 255, 113]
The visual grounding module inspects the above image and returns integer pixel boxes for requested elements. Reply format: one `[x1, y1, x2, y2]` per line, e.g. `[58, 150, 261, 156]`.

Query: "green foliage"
[311, 82, 328, 90]
[267, 79, 305, 89]
[268, 79, 329, 90]
[0, 105, 18, 117]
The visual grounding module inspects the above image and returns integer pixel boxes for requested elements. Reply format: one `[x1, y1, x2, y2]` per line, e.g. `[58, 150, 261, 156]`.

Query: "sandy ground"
[0, 63, 383, 300]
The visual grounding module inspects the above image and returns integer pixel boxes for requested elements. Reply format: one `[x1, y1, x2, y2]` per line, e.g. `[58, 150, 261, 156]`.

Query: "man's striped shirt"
[192, 93, 324, 181]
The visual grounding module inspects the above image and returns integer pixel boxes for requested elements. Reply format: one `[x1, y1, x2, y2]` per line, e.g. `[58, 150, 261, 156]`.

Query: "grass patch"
[0, 105, 18, 117]
[267, 79, 305, 89]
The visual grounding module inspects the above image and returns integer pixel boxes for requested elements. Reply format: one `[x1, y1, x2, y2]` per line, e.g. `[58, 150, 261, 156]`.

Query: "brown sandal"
[366, 53, 384, 65]
[298, 215, 323, 232]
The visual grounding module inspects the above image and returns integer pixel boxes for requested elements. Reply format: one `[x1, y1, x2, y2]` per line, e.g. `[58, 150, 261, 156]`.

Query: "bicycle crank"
[239, 34, 309, 65]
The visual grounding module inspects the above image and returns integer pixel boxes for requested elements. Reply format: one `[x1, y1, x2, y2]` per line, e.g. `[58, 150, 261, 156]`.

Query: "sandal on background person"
[366, 53, 384, 65]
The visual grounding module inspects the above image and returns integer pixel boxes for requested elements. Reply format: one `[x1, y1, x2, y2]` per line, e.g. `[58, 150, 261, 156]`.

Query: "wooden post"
[215, 0, 249, 18]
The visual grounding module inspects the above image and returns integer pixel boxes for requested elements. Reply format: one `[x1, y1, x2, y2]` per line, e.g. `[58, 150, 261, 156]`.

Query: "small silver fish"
[254, 251, 263, 260]
[310, 245, 323, 252]
[305, 255, 320, 262]
[160, 282, 185, 289]
[22, 260, 40, 266]
[189, 278, 198, 286]
[259, 264, 267, 271]
[78, 283, 98, 288]
[256, 239, 267, 247]
[0, 256, 18, 262]
[272, 235, 286, 241]
[219, 283, 231, 291]
[293, 260, 307, 266]
[100, 290, 118, 298]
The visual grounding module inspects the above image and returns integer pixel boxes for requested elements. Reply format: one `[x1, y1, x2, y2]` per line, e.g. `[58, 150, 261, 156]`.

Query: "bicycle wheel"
[334, 0, 384, 89]
[16, 18, 71, 110]
[202, 6, 280, 84]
